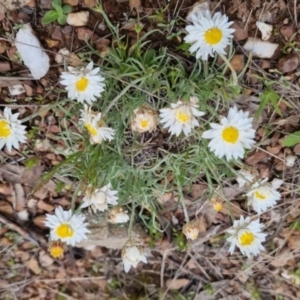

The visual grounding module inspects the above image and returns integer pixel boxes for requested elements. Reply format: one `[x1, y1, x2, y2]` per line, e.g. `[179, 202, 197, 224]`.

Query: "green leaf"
[57, 14, 67, 25]
[256, 90, 281, 117]
[42, 10, 58, 24]
[52, 2, 63, 15]
[52, 0, 62, 6]
[283, 131, 300, 147]
[62, 5, 72, 14]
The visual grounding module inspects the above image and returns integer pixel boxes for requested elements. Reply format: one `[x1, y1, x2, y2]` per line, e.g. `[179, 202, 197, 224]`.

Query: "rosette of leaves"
[42, 0, 72, 25]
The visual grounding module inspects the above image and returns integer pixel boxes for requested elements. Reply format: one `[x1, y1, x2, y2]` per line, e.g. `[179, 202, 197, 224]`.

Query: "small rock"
[8, 84, 25, 96]
[232, 21, 248, 42]
[17, 210, 29, 221]
[39, 250, 54, 267]
[55, 48, 70, 64]
[256, 21, 273, 41]
[260, 60, 271, 69]
[39, 0, 52, 9]
[49, 125, 60, 133]
[277, 53, 300, 73]
[63, 0, 78, 5]
[67, 11, 89, 26]
[275, 161, 285, 171]
[93, 37, 110, 51]
[45, 38, 59, 48]
[0, 0, 31, 13]
[0, 61, 10, 72]
[0, 41, 7, 54]
[129, 0, 142, 12]
[243, 38, 278, 59]
[76, 27, 93, 40]
[285, 155, 297, 167]
[230, 54, 244, 71]
[280, 23, 296, 40]
[51, 26, 63, 40]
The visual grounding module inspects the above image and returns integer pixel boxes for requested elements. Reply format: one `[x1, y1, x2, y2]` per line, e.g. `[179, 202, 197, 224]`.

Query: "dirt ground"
[1, 0, 300, 299]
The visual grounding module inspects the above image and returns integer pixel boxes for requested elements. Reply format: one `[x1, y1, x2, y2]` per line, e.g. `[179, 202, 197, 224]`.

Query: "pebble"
[63, 0, 78, 5]
[277, 53, 300, 73]
[76, 27, 93, 40]
[230, 54, 244, 71]
[67, 11, 89, 26]
[9, 84, 25, 96]
[280, 23, 296, 40]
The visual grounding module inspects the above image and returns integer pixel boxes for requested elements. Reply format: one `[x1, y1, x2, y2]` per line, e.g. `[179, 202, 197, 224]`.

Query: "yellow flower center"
[56, 223, 74, 239]
[204, 27, 223, 45]
[140, 119, 149, 129]
[239, 231, 255, 246]
[255, 191, 266, 200]
[76, 77, 88, 92]
[222, 126, 239, 143]
[0, 120, 11, 138]
[50, 245, 65, 258]
[213, 202, 223, 212]
[85, 123, 97, 136]
[176, 111, 190, 124]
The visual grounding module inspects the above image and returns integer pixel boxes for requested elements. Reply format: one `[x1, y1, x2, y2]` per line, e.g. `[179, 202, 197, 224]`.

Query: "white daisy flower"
[226, 216, 267, 258]
[130, 106, 158, 133]
[81, 183, 118, 213]
[122, 241, 147, 273]
[0, 107, 27, 152]
[182, 221, 200, 240]
[202, 106, 256, 161]
[159, 96, 205, 137]
[44, 206, 90, 246]
[108, 207, 130, 224]
[80, 105, 114, 144]
[60, 61, 105, 104]
[246, 178, 282, 214]
[236, 168, 258, 188]
[184, 10, 235, 61]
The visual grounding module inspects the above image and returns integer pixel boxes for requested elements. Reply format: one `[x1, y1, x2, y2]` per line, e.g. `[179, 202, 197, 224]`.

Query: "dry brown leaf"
[245, 150, 269, 165]
[196, 217, 207, 233]
[0, 183, 12, 195]
[27, 258, 41, 275]
[39, 250, 54, 267]
[37, 199, 54, 212]
[13, 183, 26, 211]
[221, 201, 245, 218]
[0, 200, 13, 215]
[287, 235, 300, 250]
[33, 215, 47, 229]
[271, 249, 295, 267]
[185, 183, 207, 200]
[0, 164, 44, 186]
[129, 0, 142, 12]
[166, 278, 189, 290]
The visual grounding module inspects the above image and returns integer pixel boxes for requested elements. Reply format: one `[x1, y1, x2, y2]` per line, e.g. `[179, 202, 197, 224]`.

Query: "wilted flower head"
[236, 167, 259, 188]
[60, 61, 105, 104]
[81, 183, 118, 213]
[130, 106, 158, 133]
[159, 96, 205, 137]
[246, 178, 282, 214]
[226, 216, 267, 258]
[48, 240, 67, 259]
[210, 196, 223, 212]
[80, 105, 115, 144]
[0, 107, 27, 152]
[108, 207, 130, 224]
[44, 206, 90, 246]
[184, 10, 235, 61]
[182, 220, 200, 240]
[202, 106, 256, 161]
[122, 240, 147, 273]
